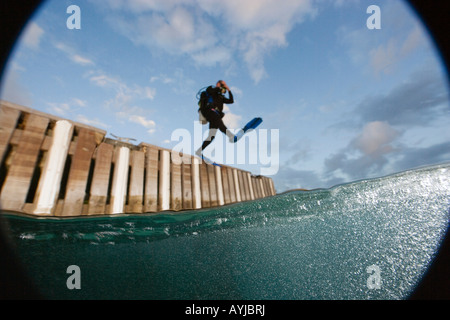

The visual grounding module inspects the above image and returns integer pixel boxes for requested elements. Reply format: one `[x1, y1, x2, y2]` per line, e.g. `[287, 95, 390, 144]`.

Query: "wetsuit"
[199, 86, 234, 151]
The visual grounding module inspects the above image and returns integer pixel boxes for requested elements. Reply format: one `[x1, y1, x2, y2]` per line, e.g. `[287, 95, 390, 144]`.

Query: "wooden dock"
[0, 100, 276, 217]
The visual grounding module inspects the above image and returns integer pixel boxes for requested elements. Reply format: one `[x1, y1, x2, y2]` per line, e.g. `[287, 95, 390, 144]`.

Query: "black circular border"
[0, 0, 449, 300]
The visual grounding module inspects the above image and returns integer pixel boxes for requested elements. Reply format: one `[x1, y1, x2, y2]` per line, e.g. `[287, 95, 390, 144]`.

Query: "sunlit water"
[2, 163, 449, 299]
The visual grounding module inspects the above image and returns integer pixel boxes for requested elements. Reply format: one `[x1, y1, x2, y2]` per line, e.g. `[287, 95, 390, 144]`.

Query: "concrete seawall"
[0, 100, 276, 217]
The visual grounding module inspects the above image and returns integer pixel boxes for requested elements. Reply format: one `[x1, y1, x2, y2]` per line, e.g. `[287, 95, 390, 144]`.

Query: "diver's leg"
[216, 118, 236, 143]
[195, 128, 217, 156]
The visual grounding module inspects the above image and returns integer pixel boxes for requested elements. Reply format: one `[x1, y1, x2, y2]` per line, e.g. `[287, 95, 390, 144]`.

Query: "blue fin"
[234, 117, 263, 142]
[243, 117, 263, 133]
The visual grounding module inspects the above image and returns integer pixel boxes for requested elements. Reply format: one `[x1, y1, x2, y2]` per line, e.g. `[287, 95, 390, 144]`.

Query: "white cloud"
[88, 70, 157, 118]
[332, 0, 359, 7]
[87, 70, 158, 134]
[89, 73, 120, 88]
[54, 42, 94, 66]
[200, 0, 316, 82]
[229, 86, 243, 97]
[46, 98, 88, 116]
[324, 121, 401, 182]
[191, 46, 232, 67]
[129, 114, 156, 134]
[47, 102, 71, 116]
[98, 0, 316, 83]
[144, 87, 156, 100]
[222, 104, 242, 129]
[76, 115, 109, 129]
[369, 26, 426, 75]
[352, 121, 399, 156]
[72, 54, 94, 66]
[150, 75, 174, 84]
[71, 98, 87, 107]
[115, 111, 156, 134]
[89, 71, 156, 100]
[149, 69, 195, 95]
[369, 39, 398, 75]
[109, 5, 216, 59]
[400, 25, 425, 56]
[21, 22, 44, 50]
[199, 0, 314, 31]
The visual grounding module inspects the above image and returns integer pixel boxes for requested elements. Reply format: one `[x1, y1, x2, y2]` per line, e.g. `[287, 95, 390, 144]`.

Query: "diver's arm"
[223, 90, 234, 104]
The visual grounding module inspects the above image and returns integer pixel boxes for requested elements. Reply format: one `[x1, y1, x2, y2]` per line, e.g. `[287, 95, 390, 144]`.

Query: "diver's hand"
[220, 81, 230, 92]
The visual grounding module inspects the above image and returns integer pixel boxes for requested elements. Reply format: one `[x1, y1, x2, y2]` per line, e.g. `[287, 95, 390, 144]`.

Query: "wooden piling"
[88, 143, 113, 215]
[221, 167, 231, 205]
[215, 166, 224, 206]
[61, 128, 97, 216]
[159, 149, 170, 211]
[227, 167, 236, 203]
[33, 120, 73, 215]
[199, 162, 210, 208]
[1, 113, 49, 211]
[110, 146, 130, 214]
[128, 150, 145, 213]
[0, 105, 20, 163]
[171, 161, 182, 211]
[207, 164, 218, 207]
[144, 145, 159, 212]
[182, 159, 193, 210]
[191, 157, 201, 209]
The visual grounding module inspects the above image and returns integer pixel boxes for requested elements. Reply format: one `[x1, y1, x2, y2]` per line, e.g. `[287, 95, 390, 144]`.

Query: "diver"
[195, 80, 237, 158]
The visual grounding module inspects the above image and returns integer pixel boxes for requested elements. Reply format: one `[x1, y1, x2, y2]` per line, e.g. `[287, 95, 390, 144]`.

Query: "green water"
[2, 163, 449, 299]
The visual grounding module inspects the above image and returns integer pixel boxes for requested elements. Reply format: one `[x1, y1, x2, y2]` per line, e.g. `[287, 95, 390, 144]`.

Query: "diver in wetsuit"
[195, 80, 236, 157]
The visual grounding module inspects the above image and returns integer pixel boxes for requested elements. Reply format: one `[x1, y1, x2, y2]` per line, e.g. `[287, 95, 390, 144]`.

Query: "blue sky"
[1, 0, 449, 192]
